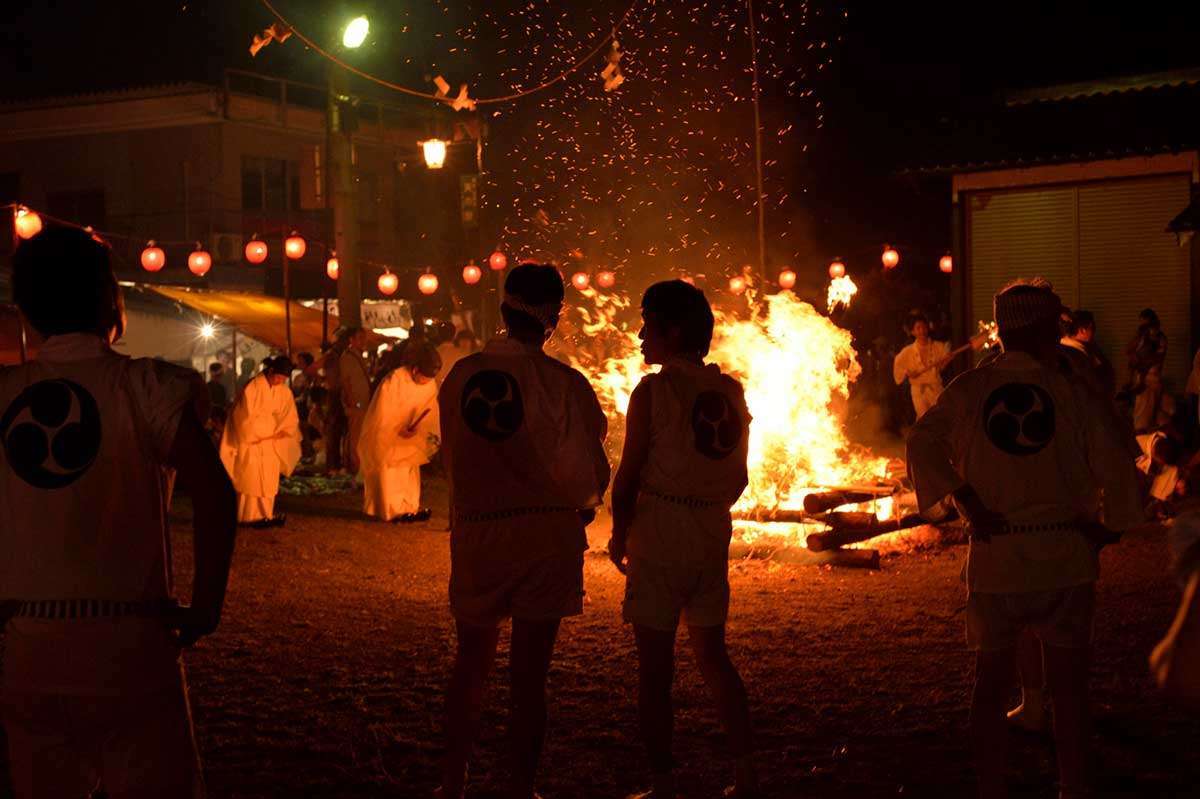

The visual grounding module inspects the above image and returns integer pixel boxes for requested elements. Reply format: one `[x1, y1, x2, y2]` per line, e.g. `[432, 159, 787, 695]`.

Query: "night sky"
[3, 1, 1198, 290]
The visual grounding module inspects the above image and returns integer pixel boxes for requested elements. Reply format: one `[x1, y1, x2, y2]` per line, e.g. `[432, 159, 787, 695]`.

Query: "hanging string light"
[571, 271, 590, 291]
[596, 270, 616, 289]
[245, 237, 268, 264]
[284, 231, 307, 259]
[14, 206, 42, 240]
[828, 259, 846, 279]
[188, 245, 212, 277]
[488, 250, 508, 271]
[462, 262, 482, 284]
[378, 269, 399, 296]
[140, 240, 165, 272]
[326, 254, 339, 280]
[882, 245, 900, 270]
[777, 269, 796, 290]
[418, 271, 440, 295]
[939, 253, 954, 274]
[729, 276, 747, 295]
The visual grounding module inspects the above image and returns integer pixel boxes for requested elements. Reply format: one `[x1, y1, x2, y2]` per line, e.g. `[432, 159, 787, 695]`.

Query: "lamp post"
[327, 16, 368, 330]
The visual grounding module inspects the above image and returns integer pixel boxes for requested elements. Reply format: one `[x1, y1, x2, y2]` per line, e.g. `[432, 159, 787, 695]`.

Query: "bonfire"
[551, 278, 921, 556]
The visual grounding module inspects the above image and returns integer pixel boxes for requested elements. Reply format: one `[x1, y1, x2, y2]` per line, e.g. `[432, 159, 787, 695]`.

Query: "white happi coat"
[907, 350, 1143, 594]
[893, 339, 950, 418]
[358, 368, 441, 520]
[220, 374, 301, 521]
[439, 337, 610, 562]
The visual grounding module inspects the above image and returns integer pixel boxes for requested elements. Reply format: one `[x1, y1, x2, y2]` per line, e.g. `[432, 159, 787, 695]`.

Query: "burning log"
[731, 508, 810, 524]
[801, 490, 880, 514]
[806, 509, 960, 552]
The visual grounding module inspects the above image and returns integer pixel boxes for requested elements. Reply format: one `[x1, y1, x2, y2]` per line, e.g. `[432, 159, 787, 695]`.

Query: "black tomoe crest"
[982, 382, 1056, 456]
[691, 390, 743, 460]
[1, 379, 102, 488]
[461, 370, 524, 441]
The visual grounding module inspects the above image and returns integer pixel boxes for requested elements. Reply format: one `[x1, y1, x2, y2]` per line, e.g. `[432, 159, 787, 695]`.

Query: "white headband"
[502, 293, 562, 331]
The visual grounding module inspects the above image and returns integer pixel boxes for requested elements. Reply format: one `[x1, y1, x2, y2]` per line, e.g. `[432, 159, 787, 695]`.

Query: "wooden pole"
[282, 239, 293, 358]
[747, 0, 767, 286]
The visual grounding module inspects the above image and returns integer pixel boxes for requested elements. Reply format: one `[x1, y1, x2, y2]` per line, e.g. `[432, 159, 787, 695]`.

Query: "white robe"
[358, 369, 441, 520]
[220, 375, 302, 522]
[893, 339, 950, 419]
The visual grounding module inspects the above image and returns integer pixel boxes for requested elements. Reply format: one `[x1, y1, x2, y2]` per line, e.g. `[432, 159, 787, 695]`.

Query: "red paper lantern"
[488, 250, 508, 271]
[882, 245, 900, 270]
[571, 272, 590, 291]
[141, 240, 165, 272]
[418, 272, 439, 295]
[596, 270, 616, 289]
[939, 253, 954, 274]
[729, 276, 747, 295]
[462, 263, 482, 285]
[245, 238, 268, 264]
[326, 256, 339, 280]
[828, 259, 846, 279]
[378, 271, 399, 296]
[188, 248, 212, 277]
[14, 207, 42, 240]
[284, 232, 306, 260]
[778, 269, 797, 290]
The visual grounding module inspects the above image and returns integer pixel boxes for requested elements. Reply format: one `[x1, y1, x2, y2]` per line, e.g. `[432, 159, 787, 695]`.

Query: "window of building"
[241, 157, 299, 212]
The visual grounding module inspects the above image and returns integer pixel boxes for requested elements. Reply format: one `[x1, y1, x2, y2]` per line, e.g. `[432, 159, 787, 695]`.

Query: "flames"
[826, 275, 858, 313]
[553, 284, 899, 548]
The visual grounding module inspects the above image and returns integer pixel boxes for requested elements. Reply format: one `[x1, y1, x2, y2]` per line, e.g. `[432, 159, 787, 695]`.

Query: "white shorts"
[1, 667, 204, 799]
[622, 556, 730, 632]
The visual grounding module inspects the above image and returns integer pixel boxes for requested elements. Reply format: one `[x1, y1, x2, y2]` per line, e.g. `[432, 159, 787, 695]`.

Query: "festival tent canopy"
[147, 286, 346, 354]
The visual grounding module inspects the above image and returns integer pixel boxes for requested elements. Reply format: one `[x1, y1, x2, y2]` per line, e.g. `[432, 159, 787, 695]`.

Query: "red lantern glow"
[284, 233, 306, 260]
[882, 245, 900, 270]
[571, 272, 590, 291]
[245, 238, 268, 264]
[778, 269, 797, 290]
[418, 272, 439, 295]
[596, 270, 616, 289]
[326, 256, 339, 280]
[188, 248, 212, 277]
[14, 207, 42, 240]
[141, 241, 165, 272]
[939, 254, 954, 274]
[462, 263, 482, 285]
[378, 271, 399, 296]
[729, 276, 747, 295]
[828, 259, 846, 279]
[488, 250, 508, 271]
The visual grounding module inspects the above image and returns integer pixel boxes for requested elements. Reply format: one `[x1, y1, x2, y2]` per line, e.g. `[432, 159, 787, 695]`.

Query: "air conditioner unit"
[209, 233, 243, 264]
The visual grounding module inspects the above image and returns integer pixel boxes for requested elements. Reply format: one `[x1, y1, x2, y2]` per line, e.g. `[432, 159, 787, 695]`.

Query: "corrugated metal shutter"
[1078, 175, 1192, 389]
[968, 188, 1079, 333]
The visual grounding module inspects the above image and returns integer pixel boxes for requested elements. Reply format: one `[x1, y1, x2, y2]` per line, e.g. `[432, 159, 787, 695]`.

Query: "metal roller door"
[1078, 175, 1191, 389]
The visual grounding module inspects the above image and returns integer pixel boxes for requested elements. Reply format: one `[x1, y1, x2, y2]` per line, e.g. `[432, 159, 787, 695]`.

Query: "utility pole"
[747, 0, 768, 286]
[327, 63, 361, 329]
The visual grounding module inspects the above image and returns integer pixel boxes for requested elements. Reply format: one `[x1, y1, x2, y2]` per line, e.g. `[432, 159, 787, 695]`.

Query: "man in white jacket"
[907, 279, 1142, 799]
[437, 263, 610, 799]
[220, 355, 301, 527]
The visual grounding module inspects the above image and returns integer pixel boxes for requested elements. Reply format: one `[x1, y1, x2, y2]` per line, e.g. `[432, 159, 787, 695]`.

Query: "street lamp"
[422, 139, 448, 169]
[342, 16, 369, 49]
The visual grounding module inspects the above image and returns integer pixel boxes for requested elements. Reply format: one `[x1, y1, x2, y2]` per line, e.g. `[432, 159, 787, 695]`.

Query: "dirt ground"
[168, 478, 1199, 799]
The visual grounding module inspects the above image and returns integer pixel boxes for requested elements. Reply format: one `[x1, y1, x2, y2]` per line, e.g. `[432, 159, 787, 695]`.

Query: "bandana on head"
[993, 277, 1063, 334]
[502, 293, 562, 331]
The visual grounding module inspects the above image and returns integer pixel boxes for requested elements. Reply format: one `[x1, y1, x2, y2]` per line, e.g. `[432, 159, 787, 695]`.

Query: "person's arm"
[608, 380, 652, 573]
[168, 408, 238, 646]
[1150, 571, 1200, 704]
[892, 348, 909, 386]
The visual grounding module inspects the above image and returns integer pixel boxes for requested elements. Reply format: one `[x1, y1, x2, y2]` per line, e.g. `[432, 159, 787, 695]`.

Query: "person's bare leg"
[508, 618, 561, 799]
[687, 625, 756, 796]
[1043, 644, 1091, 798]
[972, 649, 1017, 799]
[1007, 631, 1046, 731]
[634, 624, 677, 797]
[441, 621, 501, 798]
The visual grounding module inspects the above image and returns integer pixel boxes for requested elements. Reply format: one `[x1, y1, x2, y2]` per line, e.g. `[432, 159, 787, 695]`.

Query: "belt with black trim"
[643, 490, 728, 509]
[4, 598, 179, 620]
[994, 521, 1079, 535]
[455, 506, 575, 523]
